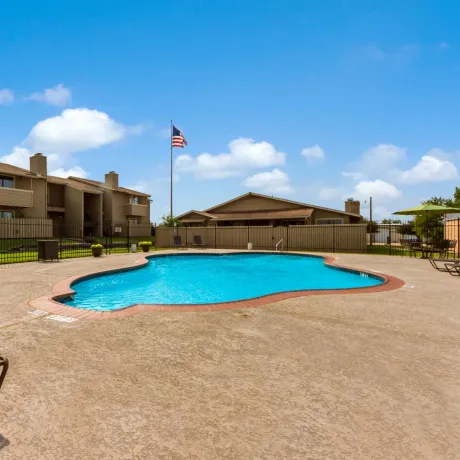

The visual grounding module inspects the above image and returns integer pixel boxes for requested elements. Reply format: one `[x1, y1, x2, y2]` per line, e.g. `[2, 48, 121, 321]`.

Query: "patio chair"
[429, 258, 460, 272]
[423, 240, 450, 259]
[173, 235, 187, 249]
[0, 356, 8, 389]
[192, 235, 207, 249]
[447, 239, 457, 258]
[444, 263, 460, 276]
[400, 239, 420, 257]
[400, 239, 411, 256]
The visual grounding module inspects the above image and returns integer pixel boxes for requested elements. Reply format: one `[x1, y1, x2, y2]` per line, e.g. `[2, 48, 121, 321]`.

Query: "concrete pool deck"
[28, 251, 405, 318]
[1, 251, 460, 459]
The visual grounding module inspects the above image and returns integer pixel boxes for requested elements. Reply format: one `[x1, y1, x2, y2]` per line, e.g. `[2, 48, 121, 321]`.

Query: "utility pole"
[369, 196, 373, 223]
[369, 196, 373, 245]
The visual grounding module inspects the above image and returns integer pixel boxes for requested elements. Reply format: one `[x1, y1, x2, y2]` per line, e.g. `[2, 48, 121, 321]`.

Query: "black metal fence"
[365, 218, 460, 258]
[1, 217, 459, 264]
[0, 218, 153, 264]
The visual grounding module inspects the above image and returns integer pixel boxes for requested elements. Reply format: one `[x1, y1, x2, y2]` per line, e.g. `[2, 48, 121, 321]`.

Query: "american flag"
[172, 126, 188, 148]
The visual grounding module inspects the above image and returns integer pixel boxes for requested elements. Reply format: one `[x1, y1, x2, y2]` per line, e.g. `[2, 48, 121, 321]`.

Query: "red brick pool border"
[28, 252, 406, 320]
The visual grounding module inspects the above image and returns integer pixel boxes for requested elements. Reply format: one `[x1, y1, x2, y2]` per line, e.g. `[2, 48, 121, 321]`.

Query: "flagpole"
[170, 119, 173, 219]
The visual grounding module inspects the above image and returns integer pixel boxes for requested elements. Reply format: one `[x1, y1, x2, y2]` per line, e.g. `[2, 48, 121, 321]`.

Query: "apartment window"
[0, 211, 14, 218]
[316, 218, 344, 225]
[130, 196, 139, 205]
[0, 175, 14, 188]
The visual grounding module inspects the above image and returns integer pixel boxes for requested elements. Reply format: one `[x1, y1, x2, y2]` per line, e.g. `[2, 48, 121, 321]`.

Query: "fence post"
[214, 225, 217, 249]
[247, 225, 250, 247]
[105, 220, 108, 255]
[127, 219, 130, 252]
[332, 223, 335, 253]
[286, 225, 289, 252]
[458, 218, 460, 259]
[59, 216, 63, 259]
[185, 226, 188, 247]
[389, 221, 392, 256]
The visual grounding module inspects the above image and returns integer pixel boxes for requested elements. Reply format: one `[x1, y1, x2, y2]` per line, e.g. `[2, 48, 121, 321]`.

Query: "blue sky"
[1, 0, 459, 222]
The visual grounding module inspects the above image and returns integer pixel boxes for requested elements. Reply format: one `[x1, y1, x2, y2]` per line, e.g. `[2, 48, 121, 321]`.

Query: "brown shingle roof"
[0, 162, 36, 178]
[176, 210, 216, 219]
[210, 209, 314, 221]
[205, 192, 361, 217]
[69, 177, 150, 197]
[0, 162, 149, 197]
[47, 176, 103, 193]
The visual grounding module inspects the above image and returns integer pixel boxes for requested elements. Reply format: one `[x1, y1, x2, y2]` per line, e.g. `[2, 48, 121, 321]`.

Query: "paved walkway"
[0, 252, 459, 459]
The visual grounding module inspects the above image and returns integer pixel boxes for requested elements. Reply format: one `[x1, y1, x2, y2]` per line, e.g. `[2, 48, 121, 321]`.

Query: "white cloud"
[423, 147, 457, 161]
[1, 108, 141, 180]
[0, 89, 14, 104]
[354, 179, 401, 200]
[49, 166, 88, 178]
[0, 147, 30, 169]
[362, 144, 406, 169]
[176, 138, 286, 179]
[27, 84, 71, 106]
[26, 108, 134, 155]
[342, 144, 406, 180]
[399, 155, 458, 183]
[341, 171, 363, 180]
[242, 169, 294, 195]
[0, 146, 87, 178]
[360, 205, 392, 220]
[301, 144, 325, 162]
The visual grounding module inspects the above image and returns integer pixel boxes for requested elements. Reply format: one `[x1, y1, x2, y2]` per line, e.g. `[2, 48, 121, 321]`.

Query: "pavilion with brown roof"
[177, 192, 362, 227]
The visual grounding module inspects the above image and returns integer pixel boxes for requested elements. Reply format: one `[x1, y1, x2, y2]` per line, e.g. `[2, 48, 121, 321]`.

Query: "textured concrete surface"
[28, 251, 405, 319]
[0, 252, 459, 459]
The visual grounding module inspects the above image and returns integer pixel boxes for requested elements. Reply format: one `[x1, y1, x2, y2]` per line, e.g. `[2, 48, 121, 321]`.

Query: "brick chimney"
[105, 171, 119, 189]
[345, 198, 360, 215]
[29, 153, 47, 176]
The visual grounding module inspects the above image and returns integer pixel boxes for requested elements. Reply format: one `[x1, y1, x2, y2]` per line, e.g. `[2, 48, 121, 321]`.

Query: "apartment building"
[69, 173, 151, 227]
[0, 153, 151, 237]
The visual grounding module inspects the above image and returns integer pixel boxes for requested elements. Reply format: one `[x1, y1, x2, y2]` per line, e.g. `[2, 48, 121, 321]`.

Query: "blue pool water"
[63, 254, 383, 311]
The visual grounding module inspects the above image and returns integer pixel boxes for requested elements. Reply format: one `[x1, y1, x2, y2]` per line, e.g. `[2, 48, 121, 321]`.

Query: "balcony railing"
[124, 203, 148, 217]
[0, 187, 33, 208]
[47, 205, 65, 213]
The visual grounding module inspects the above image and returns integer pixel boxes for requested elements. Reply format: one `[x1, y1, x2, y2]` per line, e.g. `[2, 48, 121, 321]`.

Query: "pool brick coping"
[28, 252, 406, 320]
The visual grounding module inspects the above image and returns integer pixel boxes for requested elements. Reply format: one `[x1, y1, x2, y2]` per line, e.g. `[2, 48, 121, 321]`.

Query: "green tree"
[159, 215, 182, 227]
[453, 187, 460, 208]
[421, 196, 454, 207]
[399, 221, 415, 235]
[363, 218, 379, 243]
[414, 196, 451, 241]
[381, 218, 402, 224]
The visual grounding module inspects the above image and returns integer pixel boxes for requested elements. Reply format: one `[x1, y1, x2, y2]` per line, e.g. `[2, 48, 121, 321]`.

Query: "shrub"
[398, 221, 415, 235]
[90, 244, 103, 249]
[138, 241, 152, 246]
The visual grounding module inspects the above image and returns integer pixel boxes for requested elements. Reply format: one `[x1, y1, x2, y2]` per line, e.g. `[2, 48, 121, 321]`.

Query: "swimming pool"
[62, 253, 384, 310]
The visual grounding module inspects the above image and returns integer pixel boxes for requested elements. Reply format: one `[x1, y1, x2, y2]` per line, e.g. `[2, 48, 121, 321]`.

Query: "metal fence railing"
[2, 218, 459, 264]
[156, 219, 460, 259]
[0, 218, 154, 264]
